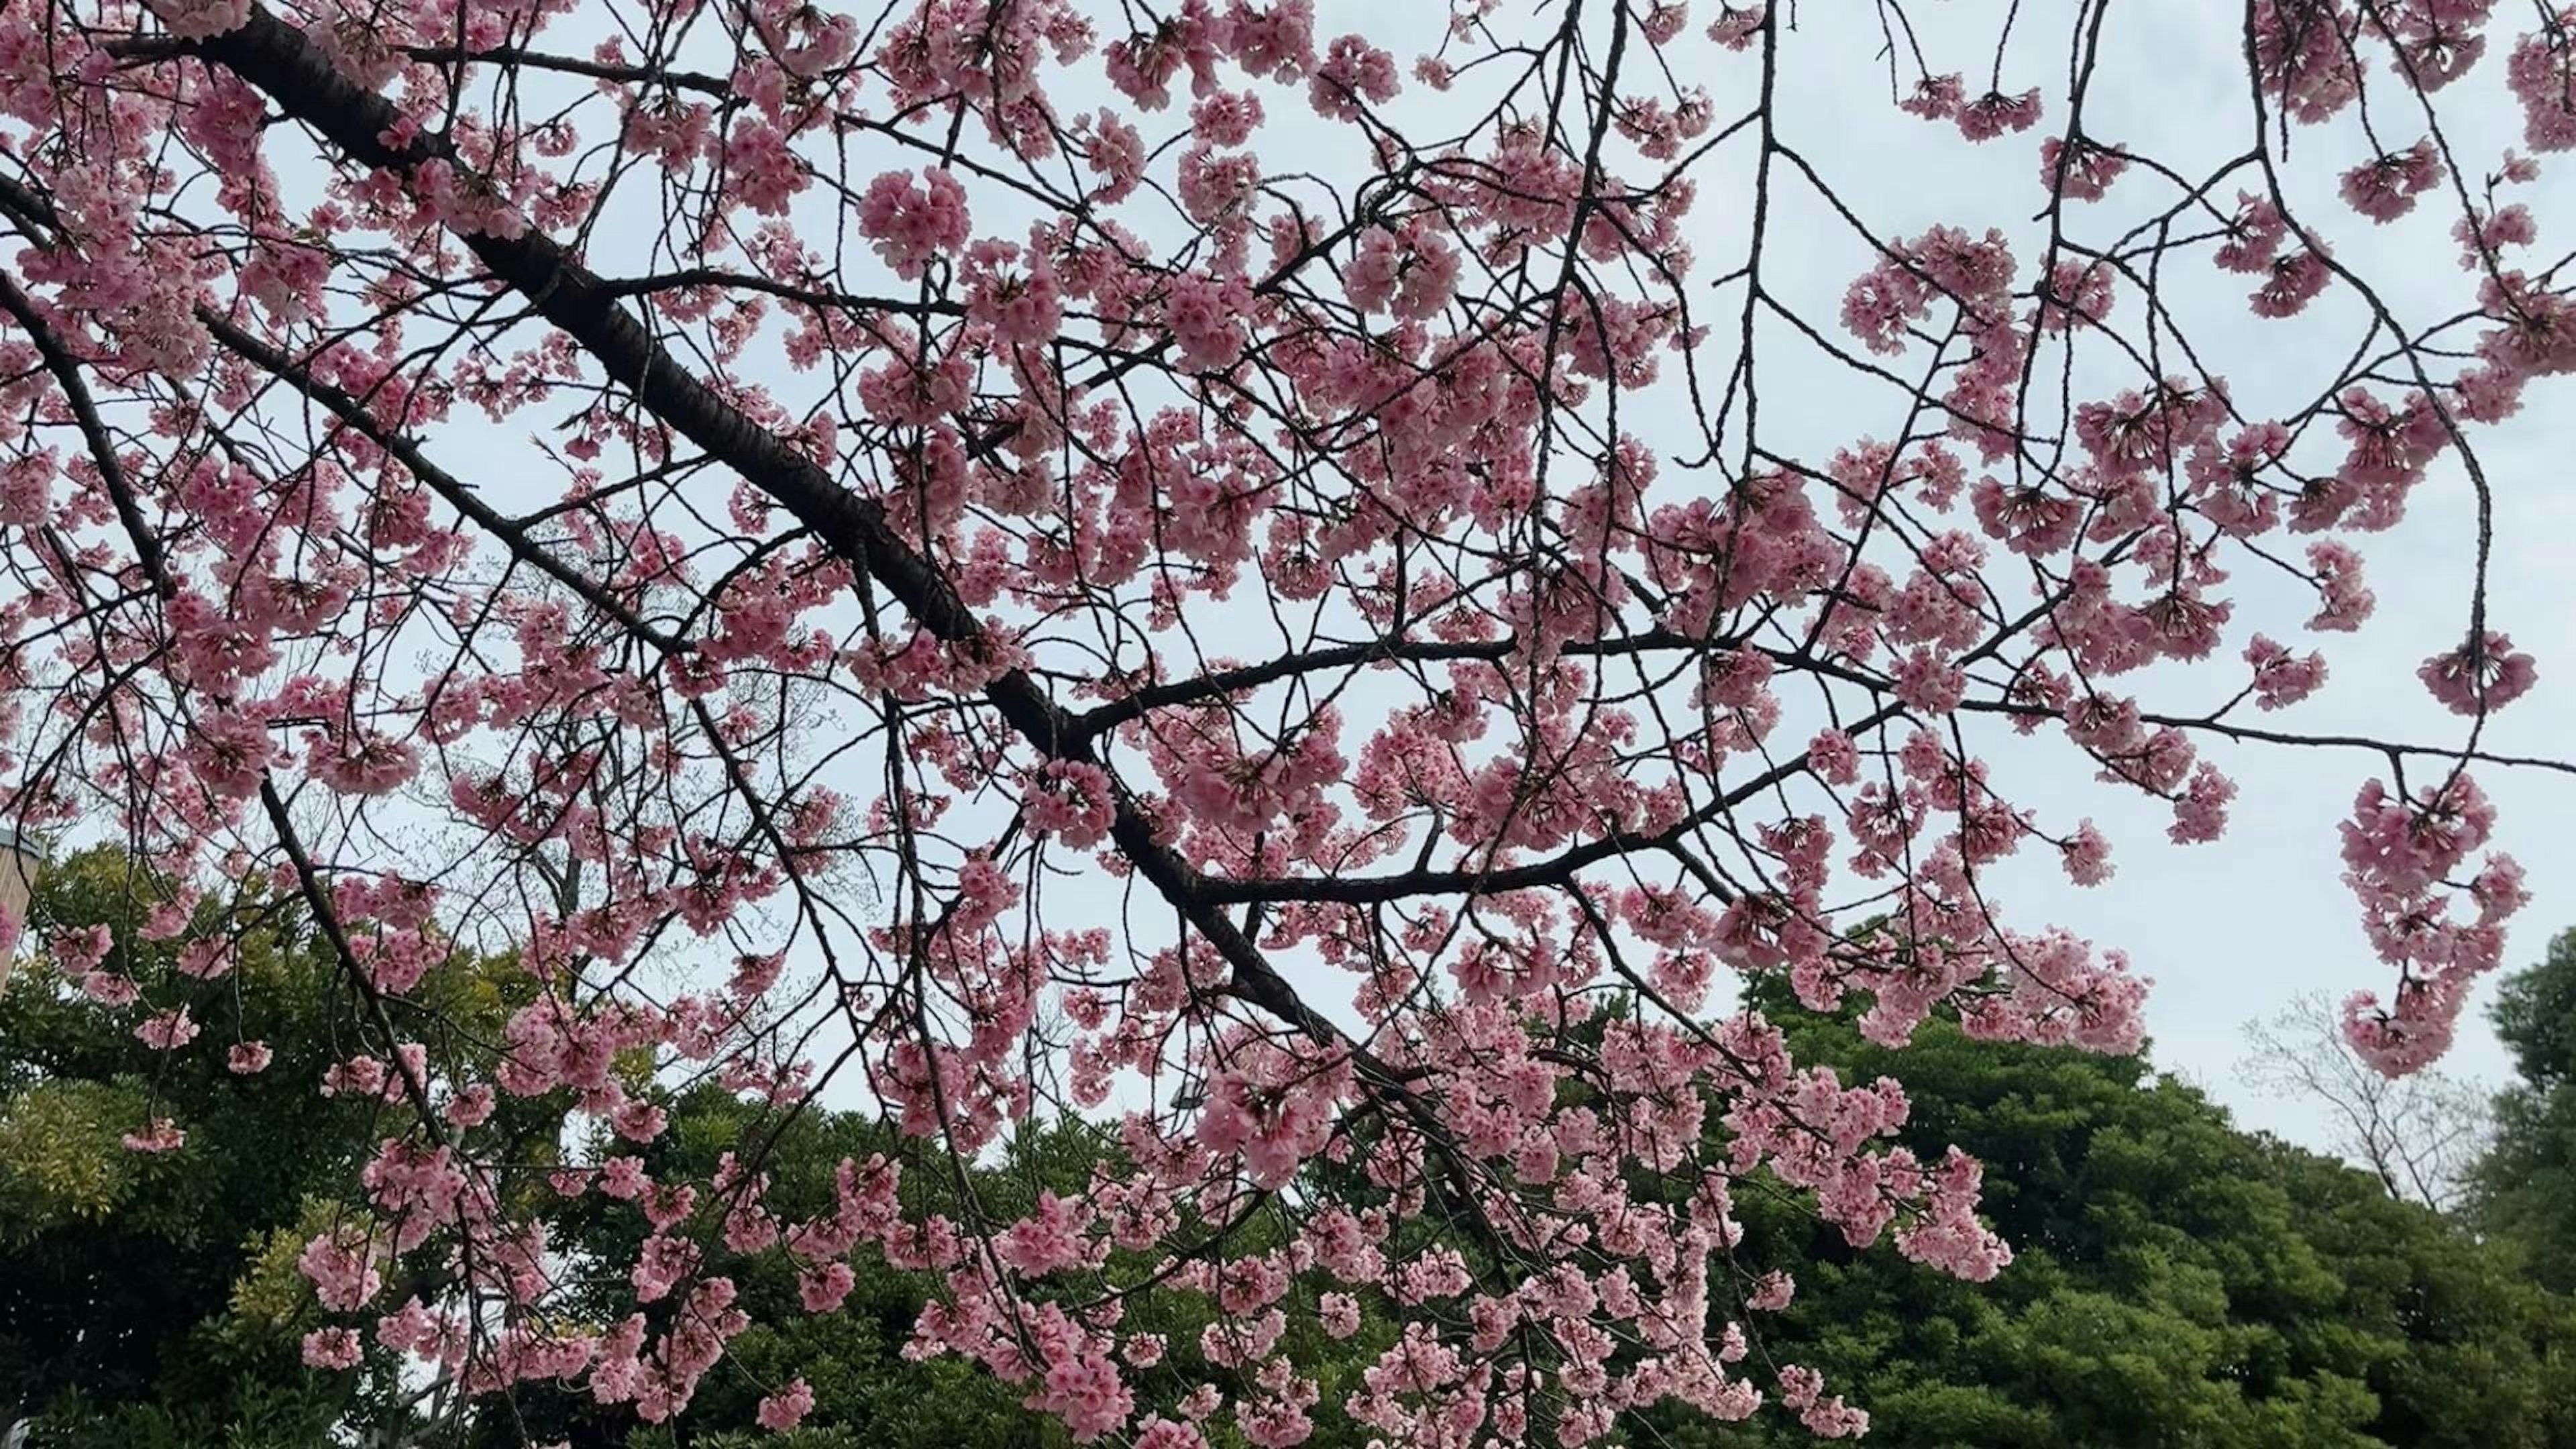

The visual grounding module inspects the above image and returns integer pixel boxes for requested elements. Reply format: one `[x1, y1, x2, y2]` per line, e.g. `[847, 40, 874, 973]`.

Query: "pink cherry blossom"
[122, 1120, 186, 1153]
[859, 169, 972, 280]
[756, 1378, 815, 1432]
[1, 2, 2566, 1440]
[302, 1328, 364, 1371]
[2418, 630, 2538, 714]
[2341, 138, 2445, 221]
[136, 1008, 200, 1051]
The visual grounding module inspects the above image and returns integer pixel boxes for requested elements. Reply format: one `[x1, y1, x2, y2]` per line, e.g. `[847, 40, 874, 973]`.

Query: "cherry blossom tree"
[0, 0, 2571, 1441]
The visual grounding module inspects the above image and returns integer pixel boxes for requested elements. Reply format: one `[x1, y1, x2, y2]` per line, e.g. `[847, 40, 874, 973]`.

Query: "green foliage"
[2491, 928, 2576, 1093]
[9, 857, 2572, 1448]
[467, 1085, 1075, 1449]
[0, 1077, 150, 1229]
[0, 847, 517, 1439]
[24, 1378, 346, 1449]
[1629, 976, 2576, 1448]
[2471, 927, 2576, 1295]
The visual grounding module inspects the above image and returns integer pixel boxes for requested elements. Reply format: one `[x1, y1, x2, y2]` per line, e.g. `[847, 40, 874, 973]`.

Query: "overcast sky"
[1265, 0, 2576, 1139]
[86, 0, 2571, 1171]
[1742, 0, 2576, 1134]
[607, 0, 2576, 1148]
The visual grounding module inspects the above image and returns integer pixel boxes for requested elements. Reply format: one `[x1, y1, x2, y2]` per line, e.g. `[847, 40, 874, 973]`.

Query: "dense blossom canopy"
[0, 0, 2571, 1441]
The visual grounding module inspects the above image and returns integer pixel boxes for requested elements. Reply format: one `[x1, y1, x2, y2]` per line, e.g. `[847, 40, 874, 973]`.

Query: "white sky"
[31, 0, 2572, 1175]
[1756, 1, 2576, 1134]
[1262, 1, 2576, 1138]
[511, 0, 2576, 1150]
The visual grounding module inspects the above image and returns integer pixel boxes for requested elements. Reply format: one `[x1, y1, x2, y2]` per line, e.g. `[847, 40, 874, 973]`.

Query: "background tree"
[2239, 991, 2490, 1212]
[1633, 977, 2576, 1449]
[1, 0, 2573, 1441]
[475, 1092, 1102, 1449]
[21, 898, 2575, 1448]
[2469, 927, 2576, 1296]
[0, 848, 543, 1446]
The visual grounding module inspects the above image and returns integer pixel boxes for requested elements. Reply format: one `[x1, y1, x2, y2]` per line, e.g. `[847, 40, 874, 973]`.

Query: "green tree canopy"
[12, 868, 2573, 1448]
[2472, 928, 2576, 1297]
[1627, 976, 2576, 1449]
[0, 848, 540, 1446]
